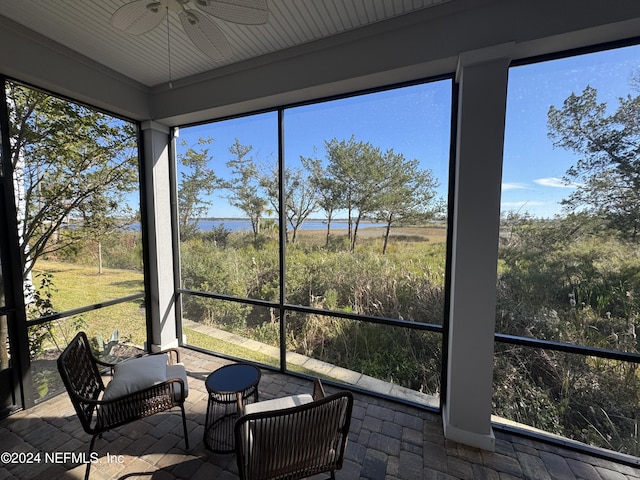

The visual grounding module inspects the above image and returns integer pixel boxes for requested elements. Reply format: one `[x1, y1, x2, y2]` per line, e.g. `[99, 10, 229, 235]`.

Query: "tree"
[325, 136, 363, 243]
[326, 136, 387, 250]
[261, 164, 319, 243]
[548, 84, 640, 240]
[177, 138, 218, 241]
[225, 139, 265, 242]
[326, 137, 433, 251]
[302, 155, 344, 246]
[7, 81, 139, 281]
[258, 163, 279, 227]
[374, 151, 440, 254]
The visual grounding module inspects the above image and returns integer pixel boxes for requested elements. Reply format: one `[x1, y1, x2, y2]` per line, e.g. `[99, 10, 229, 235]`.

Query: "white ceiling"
[0, 0, 450, 88]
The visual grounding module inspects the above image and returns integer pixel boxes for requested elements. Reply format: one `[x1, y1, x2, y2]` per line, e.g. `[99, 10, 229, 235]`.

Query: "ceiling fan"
[110, 0, 268, 61]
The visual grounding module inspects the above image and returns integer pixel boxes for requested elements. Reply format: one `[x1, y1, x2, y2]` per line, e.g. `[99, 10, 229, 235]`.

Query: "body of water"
[124, 219, 381, 232]
[197, 219, 380, 232]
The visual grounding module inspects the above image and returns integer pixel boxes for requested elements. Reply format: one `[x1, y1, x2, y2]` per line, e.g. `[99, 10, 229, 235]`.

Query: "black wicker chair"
[57, 331, 189, 479]
[234, 379, 353, 480]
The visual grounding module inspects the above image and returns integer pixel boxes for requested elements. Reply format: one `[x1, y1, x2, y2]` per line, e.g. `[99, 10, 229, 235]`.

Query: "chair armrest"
[93, 357, 117, 376]
[91, 347, 181, 374]
[97, 349, 181, 377]
[162, 348, 181, 364]
[312, 378, 326, 401]
[67, 390, 103, 408]
[131, 348, 181, 364]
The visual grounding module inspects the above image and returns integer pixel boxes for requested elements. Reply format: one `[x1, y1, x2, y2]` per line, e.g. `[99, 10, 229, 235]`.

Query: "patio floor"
[1, 348, 640, 480]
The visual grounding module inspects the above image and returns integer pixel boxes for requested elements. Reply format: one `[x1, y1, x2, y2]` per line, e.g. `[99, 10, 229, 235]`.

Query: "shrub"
[495, 214, 640, 453]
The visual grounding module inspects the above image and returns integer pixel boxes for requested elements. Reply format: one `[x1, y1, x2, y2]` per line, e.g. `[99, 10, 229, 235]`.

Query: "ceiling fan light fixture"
[111, 0, 268, 64]
[146, 2, 162, 13]
[184, 10, 199, 25]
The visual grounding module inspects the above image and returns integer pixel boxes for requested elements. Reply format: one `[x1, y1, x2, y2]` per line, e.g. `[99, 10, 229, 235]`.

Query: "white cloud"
[502, 182, 529, 190]
[534, 177, 577, 188]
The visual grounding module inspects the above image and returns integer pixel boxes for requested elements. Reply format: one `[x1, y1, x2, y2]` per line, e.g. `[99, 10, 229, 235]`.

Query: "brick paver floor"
[1, 348, 639, 479]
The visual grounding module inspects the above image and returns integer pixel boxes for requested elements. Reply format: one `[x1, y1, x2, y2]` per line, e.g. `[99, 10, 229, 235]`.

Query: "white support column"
[443, 43, 513, 451]
[140, 120, 179, 352]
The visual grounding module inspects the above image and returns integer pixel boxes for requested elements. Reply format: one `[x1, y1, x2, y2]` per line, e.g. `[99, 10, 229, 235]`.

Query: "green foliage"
[225, 139, 266, 241]
[323, 136, 441, 252]
[177, 138, 219, 241]
[261, 164, 320, 244]
[548, 85, 640, 240]
[93, 329, 120, 358]
[179, 228, 445, 394]
[180, 238, 256, 328]
[203, 224, 232, 248]
[251, 320, 281, 348]
[8, 81, 139, 280]
[53, 230, 143, 271]
[26, 272, 88, 358]
[493, 345, 563, 432]
[284, 244, 444, 322]
[100, 231, 144, 270]
[495, 213, 640, 454]
[27, 273, 57, 320]
[26, 273, 57, 359]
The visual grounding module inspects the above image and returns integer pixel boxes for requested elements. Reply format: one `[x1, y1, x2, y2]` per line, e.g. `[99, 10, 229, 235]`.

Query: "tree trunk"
[251, 217, 260, 242]
[382, 220, 392, 255]
[98, 241, 103, 274]
[325, 217, 331, 246]
[350, 214, 362, 252]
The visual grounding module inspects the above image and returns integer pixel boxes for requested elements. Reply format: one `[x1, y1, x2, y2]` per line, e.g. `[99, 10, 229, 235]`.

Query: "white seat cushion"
[243, 393, 313, 415]
[102, 354, 168, 400]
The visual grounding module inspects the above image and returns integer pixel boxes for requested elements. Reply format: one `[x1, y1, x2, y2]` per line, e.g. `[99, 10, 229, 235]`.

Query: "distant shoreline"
[194, 218, 381, 232]
[197, 217, 372, 224]
[124, 218, 446, 235]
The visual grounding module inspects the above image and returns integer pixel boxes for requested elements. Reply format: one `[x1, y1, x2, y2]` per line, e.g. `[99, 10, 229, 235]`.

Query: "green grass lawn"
[184, 327, 279, 366]
[33, 260, 334, 379]
[184, 328, 332, 378]
[33, 260, 147, 348]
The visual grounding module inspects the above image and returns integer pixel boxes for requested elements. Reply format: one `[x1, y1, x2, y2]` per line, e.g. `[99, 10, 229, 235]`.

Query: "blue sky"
[178, 80, 452, 218]
[177, 43, 640, 219]
[502, 43, 640, 218]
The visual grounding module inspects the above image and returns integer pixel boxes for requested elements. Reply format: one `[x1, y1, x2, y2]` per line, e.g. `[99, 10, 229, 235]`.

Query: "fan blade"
[111, 0, 164, 35]
[193, 0, 268, 25]
[179, 10, 232, 60]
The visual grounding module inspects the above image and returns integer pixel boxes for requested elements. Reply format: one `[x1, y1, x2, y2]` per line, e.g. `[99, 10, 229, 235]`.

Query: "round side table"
[203, 363, 261, 453]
